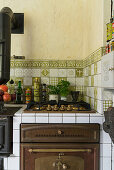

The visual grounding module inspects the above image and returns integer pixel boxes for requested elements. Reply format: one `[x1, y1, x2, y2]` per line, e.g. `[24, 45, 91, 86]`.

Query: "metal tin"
[34, 78, 41, 102]
[34, 96, 40, 102]
[107, 23, 112, 41]
[25, 88, 32, 104]
[112, 22, 114, 39]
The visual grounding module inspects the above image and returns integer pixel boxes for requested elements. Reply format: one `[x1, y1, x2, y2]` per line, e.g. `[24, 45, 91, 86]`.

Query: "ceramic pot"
[60, 96, 67, 101]
[49, 94, 58, 103]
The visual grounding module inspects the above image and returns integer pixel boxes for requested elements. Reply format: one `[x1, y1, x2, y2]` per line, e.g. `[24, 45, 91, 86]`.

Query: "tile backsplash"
[9, 46, 113, 113]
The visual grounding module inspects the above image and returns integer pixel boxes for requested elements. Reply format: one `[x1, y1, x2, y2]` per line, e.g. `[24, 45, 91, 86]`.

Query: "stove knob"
[58, 129, 63, 135]
[52, 162, 56, 167]
[62, 163, 68, 169]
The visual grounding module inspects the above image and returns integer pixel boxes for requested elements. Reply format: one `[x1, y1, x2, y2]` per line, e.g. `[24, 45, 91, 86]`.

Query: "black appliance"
[0, 117, 13, 156]
[0, 116, 13, 170]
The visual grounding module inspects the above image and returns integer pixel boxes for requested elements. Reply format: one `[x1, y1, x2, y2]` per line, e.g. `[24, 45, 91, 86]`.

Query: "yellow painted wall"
[0, 0, 109, 60]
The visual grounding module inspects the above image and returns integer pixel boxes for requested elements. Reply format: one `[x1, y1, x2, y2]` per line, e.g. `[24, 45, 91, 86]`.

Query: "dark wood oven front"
[20, 124, 100, 170]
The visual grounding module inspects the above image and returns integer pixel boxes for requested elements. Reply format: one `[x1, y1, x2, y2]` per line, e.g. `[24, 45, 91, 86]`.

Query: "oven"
[20, 123, 100, 170]
[0, 116, 13, 156]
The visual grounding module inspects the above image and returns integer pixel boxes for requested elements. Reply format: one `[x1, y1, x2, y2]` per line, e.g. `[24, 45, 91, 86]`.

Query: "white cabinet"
[101, 51, 114, 88]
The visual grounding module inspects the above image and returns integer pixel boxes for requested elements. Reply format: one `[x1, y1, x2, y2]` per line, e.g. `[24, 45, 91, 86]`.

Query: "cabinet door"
[20, 143, 99, 170]
[101, 51, 114, 88]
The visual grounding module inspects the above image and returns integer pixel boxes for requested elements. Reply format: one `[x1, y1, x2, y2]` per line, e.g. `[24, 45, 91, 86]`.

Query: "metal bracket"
[11, 13, 24, 34]
[109, 67, 114, 71]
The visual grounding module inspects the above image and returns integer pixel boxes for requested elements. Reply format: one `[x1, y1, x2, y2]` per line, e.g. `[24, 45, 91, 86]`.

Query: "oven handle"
[28, 148, 92, 153]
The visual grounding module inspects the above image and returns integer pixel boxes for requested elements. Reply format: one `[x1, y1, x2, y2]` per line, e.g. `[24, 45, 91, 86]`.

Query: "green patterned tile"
[49, 77, 58, 86]
[41, 77, 49, 85]
[83, 87, 87, 96]
[84, 77, 89, 86]
[83, 48, 103, 69]
[87, 56, 92, 66]
[94, 99, 97, 111]
[67, 61, 76, 68]
[94, 63, 97, 75]
[49, 61, 58, 68]
[15, 77, 24, 86]
[23, 85, 32, 90]
[40, 61, 49, 68]
[103, 100, 112, 111]
[91, 76, 94, 87]
[69, 86, 76, 91]
[14, 60, 33, 68]
[75, 60, 84, 68]
[89, 97, 91, 106]
[97, 48, 102, 60]
[41, 69, 50, 77]
[76, 68, 83, 77]
[10, 60, 15, 68]
[88, 65, 91, 76]
[67, 69, 75, 77]
[32, 60, 41, 68]
[90, 54, 95, 64]
[76, 86, 84, 92]
[58, 77, 67, 82]
[58, 61, 67, 68]
[83, 59, 86, 68]
[94, 87, 97, 99]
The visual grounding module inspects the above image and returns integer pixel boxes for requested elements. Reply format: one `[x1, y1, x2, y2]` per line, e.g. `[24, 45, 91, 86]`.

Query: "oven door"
[20, 143, 99, 170]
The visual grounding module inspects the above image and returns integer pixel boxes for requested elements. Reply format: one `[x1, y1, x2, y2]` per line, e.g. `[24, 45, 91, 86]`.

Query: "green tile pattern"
[41, 69, 50, 77]
[58, 61, 67, 68]
[15, 77, 24, 86]
[103, 100, 112, 111]
[91, 76, 94, 87]
[94, 63, 97, 75]
[58, 77, 67, 82]
[67, 61, 76, 68]
[94, 87, 97, 99]
[49, 61, 58, 68]
[49, 78, 58, 86]
[9, 46, 113, 114]
[88, 66, 91, 76]
[76, 68, 83, 77]
[94, 99, 97, 111]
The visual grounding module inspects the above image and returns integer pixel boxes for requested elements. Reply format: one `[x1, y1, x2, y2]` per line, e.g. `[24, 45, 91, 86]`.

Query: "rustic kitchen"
[0, 0, 114, 170]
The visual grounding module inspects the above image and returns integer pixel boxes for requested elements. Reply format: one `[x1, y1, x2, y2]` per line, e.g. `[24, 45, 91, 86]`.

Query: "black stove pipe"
[0, 7, 14, 85]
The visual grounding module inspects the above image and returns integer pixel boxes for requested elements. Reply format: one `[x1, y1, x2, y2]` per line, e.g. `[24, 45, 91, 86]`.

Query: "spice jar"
[25, 88, 32, 104]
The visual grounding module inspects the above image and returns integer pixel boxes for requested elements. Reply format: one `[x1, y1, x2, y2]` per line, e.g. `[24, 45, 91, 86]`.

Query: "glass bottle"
[16, 81, 23, 104]
[9, 79, 16, 102]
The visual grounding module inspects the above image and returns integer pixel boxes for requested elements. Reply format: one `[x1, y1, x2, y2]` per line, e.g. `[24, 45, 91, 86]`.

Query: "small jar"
[25, 88, 32, 104]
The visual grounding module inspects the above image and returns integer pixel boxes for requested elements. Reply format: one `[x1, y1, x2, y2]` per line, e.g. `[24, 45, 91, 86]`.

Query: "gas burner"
[26, 100, 91, 111]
